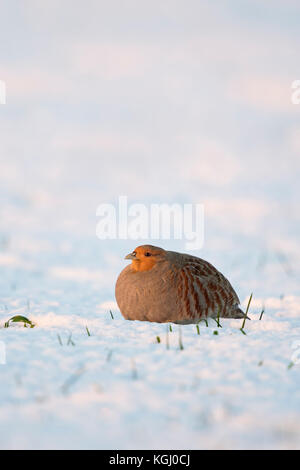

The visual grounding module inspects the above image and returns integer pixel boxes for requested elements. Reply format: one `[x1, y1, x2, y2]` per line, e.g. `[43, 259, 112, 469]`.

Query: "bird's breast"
[115, 263, 179, 322]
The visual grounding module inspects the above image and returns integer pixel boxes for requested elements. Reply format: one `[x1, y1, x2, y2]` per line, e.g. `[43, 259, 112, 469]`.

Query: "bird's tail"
[229, 306, 251, 320]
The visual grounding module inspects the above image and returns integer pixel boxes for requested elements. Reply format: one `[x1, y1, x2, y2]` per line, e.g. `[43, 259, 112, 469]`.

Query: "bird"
[115, 245, 248, 324]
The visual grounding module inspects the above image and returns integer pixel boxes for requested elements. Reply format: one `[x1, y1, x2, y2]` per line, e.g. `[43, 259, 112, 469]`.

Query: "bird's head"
[125, 245, 167, 272]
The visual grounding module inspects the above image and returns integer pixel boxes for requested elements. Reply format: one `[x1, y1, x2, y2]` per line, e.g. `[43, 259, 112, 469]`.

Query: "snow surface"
[1, 0, 300, 450]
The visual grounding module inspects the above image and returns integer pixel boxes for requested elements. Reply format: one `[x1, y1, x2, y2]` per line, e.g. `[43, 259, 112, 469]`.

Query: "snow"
[1, 0, 300, 450]
[0, 269, 299, 449]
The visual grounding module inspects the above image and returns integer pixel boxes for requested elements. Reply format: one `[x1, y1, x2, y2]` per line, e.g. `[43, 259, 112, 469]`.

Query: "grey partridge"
[115, 245, 247, 324]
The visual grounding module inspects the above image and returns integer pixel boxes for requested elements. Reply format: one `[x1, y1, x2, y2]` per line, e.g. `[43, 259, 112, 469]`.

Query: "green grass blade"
[259, 308, 265, 320]
[241, 293, 253, 330]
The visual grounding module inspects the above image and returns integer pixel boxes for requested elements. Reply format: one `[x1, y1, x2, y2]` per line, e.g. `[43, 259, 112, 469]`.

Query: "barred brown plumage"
[115, 245, 247, 324]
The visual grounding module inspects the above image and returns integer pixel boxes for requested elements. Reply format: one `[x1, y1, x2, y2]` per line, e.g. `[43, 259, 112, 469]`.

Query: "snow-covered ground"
[1, 0, 300, 450]
[0, 275, 300, 450]
[0, 201, 299, 449]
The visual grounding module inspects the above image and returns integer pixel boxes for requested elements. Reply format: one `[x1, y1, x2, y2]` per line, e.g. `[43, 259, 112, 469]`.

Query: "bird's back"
[170, 251, 242, 322]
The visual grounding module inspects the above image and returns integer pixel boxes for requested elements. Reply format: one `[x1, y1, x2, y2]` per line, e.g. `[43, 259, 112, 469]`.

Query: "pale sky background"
[0, 0, 300, 302]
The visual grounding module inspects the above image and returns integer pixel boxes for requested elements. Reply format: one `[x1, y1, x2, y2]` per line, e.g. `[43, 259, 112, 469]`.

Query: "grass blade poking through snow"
[109, 310, 114, 319]
[240, 293, 253, 335]
[61, 366, 85, 395]
[106, 350, 113, 362]
[4, 315, 35, 328]
[217, 306, 222, 327]
[67, 333, 75, 346]
[131, 359, 138, 380]
[86, 326, 91, 336]
[213, 307, 222, 328]
[178, 326, 184, 350]
[259, 307, 265, 320]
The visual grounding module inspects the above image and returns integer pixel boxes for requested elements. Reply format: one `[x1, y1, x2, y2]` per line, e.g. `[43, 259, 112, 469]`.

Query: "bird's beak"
[125, 252, 137, 260]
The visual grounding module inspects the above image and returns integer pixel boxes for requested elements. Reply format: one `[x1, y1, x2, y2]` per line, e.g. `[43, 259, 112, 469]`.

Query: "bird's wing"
[178, 255, 240, 318]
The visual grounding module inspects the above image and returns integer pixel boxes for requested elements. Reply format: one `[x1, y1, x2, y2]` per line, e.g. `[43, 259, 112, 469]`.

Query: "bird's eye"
[144, 252, 151, 257]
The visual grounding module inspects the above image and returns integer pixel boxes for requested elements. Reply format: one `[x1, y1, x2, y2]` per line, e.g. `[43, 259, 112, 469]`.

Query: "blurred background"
[0, 0, 299, 305]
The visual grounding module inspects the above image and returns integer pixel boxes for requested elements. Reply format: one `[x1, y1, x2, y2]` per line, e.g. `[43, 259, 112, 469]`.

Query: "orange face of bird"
[125, 245, 166, 272]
